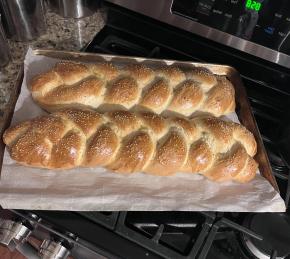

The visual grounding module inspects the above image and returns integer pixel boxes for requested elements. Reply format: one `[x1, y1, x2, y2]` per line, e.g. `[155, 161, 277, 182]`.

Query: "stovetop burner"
[31, 210, 290, 259]
[241, 213, 290, 259]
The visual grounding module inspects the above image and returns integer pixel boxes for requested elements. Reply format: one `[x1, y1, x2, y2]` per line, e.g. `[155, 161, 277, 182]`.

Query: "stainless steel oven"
[1, 1, 290, 258]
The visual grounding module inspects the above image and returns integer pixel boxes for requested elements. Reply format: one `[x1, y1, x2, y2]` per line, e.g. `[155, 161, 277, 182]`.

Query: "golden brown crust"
[185, 140, 213, 173]
[3, 121, 31, 146]
[50, 130, 83, 169]
[169, 80, 203, 116]
[105, 77, 139, 108]
[147, 131, 187, 175]
[54, 109, 103, 137]
[125, 64, 155, 84]
[139, 112, 166, 136]
[140, 79, 171, 113]
[9, 131, 51, 167]
[90, 62, 119, 80]
[29, 115, 66, 144]
[85, 126, 119, 166]
[3, 109, 258, 182]
[204, 145, 248, 182]
[170, 117, 198, 140]
[3, 109, 258, 183]
[233, 124, 257, 157]
[30, 61, 235, 117]
[198, 117, 235, 153]
[30, 71, 61, 92]
[234, 157, 258, 183]
[38, 78, 104, 107]
[188, 67, 217, 89]
[203, 76, 235, 115]
[106, 110, 140, 135]
[53, 62, 90, 85]
[108, 131, 154, 173]
[156, 66, 186, 86]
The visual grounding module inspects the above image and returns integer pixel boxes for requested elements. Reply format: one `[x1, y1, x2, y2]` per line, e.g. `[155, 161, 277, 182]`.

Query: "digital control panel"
[171, 0, 290, 55]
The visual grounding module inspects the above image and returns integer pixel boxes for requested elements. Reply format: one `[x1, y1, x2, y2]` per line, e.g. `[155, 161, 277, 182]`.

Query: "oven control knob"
[39, 239, 70, 259]
[0, 219, 32, 247]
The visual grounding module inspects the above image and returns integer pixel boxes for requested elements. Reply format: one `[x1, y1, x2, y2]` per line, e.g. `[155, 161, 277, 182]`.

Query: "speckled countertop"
[0, 9, 106, 118]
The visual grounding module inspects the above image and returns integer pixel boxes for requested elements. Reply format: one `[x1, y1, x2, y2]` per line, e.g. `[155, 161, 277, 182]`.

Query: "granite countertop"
[0, 10, 105, 118]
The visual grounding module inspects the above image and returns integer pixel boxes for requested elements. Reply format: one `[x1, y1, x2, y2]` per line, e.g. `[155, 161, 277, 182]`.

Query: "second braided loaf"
[3, 109, 257, 183]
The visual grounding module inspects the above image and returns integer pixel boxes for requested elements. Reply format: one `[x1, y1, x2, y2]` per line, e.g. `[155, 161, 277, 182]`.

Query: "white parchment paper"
[0, 48, 285, 212]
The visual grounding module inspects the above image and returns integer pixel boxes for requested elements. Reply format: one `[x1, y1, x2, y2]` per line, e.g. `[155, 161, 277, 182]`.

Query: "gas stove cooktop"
[1, 210, 290, 259]
[1, 2, 290, 259]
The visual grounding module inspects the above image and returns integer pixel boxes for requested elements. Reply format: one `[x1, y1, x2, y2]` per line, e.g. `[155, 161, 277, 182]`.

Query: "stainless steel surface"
[0, 219, 31, 246]
[0, 15, 10, 67]
[0, 0, 46, 41]
[106, 0, 290, 69]
[39, 239, 70, 259]
[9, 210, 110, 259]
[48, 0, 99, 18]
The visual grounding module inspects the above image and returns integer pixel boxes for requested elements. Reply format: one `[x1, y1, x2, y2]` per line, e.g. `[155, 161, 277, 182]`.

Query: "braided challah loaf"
[3, 109, 257, 183]
[29, 61, 235, 117]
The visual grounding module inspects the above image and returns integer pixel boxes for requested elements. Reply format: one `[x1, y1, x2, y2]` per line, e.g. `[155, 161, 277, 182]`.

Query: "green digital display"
[245, 0, 262, 11]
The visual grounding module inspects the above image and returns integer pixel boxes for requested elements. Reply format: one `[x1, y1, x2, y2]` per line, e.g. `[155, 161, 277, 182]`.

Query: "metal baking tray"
[0, 49, 279, 191]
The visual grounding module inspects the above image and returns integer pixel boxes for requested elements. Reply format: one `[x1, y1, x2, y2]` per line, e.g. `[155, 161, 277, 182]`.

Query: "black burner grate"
[30, 210, 290, 259]
[116, 212, 215, 258]
[77, 211, 119, 229]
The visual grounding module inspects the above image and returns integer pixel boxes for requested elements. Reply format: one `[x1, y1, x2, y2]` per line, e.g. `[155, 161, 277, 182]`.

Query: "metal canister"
[0, 0, 46, 41]
[47, 0, 99, 18]
[0, 15, 10, 67]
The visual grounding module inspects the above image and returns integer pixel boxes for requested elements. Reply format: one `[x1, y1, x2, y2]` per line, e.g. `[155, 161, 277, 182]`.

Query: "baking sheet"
[0, 48, 285, 212]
